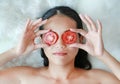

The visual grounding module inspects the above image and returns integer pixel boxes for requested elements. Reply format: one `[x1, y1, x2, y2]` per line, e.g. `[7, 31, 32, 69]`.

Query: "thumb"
[34, 43, 49, 50]
[69, 43, 86, 50]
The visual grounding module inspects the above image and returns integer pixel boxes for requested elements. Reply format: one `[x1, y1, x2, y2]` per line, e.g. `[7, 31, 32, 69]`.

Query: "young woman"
[0, 6, 120, 84]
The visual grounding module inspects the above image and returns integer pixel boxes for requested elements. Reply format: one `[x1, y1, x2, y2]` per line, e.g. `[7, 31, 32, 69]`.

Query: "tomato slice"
[43, 30, 58, 45]
[62, 30, 77, 44]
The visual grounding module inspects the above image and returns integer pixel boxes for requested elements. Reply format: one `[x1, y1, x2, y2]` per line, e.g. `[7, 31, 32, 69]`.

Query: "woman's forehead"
[43, 15, 77, 32]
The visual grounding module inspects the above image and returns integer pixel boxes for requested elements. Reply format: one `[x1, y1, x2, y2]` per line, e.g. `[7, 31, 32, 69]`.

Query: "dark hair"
[39, 6, 92, 70]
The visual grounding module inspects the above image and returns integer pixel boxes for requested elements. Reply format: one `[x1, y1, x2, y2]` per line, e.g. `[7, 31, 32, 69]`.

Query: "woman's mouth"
[53, 52, 67, 56]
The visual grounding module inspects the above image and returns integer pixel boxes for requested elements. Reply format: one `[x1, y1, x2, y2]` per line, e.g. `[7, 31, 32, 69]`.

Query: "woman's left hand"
[69, 14, 105, 57]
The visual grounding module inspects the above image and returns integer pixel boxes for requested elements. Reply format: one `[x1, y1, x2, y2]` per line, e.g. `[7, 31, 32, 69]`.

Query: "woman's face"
[43, 14, 80, 66]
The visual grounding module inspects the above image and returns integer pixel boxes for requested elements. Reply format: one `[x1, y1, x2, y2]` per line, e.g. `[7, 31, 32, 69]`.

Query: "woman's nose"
[55, 38, 66, 49]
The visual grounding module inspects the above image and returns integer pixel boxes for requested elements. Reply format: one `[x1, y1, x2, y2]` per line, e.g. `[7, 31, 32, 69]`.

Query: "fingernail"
[39, 18, 42, 20]
[68, 44, 74, 47]
[79, 14, 83, 17]
[70, 28, 75, 30]
[70, 28, 73, 31]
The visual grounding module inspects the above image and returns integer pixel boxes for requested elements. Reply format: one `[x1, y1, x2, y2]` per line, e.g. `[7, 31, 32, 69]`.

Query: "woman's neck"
[47, 61, 77, 80]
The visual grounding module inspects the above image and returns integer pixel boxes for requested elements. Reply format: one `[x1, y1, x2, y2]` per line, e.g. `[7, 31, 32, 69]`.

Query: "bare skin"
[0, 14, 120, 84]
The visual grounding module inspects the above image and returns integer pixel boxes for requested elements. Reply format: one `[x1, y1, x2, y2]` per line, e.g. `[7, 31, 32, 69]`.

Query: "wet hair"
[39, 6, 92, 70]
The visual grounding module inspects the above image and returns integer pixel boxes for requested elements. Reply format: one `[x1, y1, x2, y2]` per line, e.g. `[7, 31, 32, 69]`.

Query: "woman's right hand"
[15, 18, 49, 56]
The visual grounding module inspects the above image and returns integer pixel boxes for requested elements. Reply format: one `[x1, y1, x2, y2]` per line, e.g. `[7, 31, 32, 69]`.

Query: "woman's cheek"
[68, 47, 79, 56]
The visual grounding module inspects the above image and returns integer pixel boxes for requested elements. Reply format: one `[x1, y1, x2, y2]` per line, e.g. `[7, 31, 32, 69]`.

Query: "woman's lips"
[53, 52, 67, 56]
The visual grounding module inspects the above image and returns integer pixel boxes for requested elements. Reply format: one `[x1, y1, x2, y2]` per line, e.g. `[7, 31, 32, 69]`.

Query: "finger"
[35, 29, 50, 36]
[32, 18, 42, 26]
[31, 18, 42, 29]
[32, 19, 48, 31]
[70, 28, 87, 37]
[79, 14, 92, 31]
[25, 19, 32, 31]
[31, 33, 36, 41]
[31, 18, 42, 30]
[34, 43, 49, 49]
[68, 43, 86, 50]
[84, 15, 97, 32]
[97, 20, 102, 34]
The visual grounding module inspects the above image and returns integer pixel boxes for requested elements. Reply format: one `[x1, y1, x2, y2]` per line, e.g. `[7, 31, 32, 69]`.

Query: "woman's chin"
[50, 57, 74, 66]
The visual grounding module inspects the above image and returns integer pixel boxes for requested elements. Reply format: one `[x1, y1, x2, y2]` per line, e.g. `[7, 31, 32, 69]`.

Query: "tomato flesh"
[43, 30, 77, 45]
[43, 31, 58, 45]
[62, 30, 77, 44]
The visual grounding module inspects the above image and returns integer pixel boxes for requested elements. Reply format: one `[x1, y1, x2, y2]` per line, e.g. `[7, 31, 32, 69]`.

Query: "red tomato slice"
[43, 31, 58, 45]
[62, 30, 77, 44]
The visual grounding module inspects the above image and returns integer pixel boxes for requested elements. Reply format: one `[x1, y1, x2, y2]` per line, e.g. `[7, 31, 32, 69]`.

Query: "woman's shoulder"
[0, 66, 47, 83]
[87, 69, 115, 77]
[76, 68, 120, 83]
[0, 66, 44, 76]
[84, 69, 119, 83]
